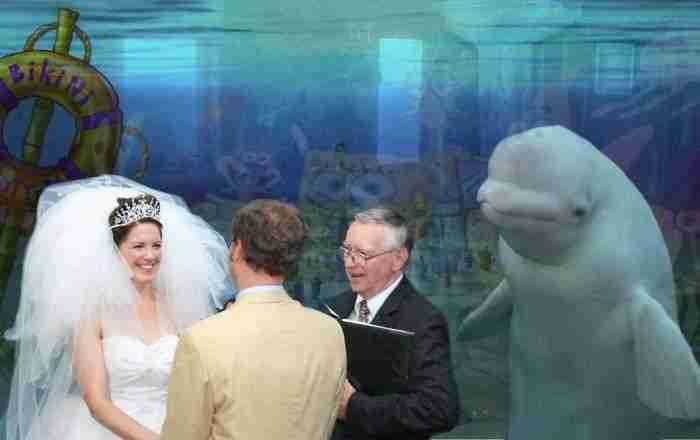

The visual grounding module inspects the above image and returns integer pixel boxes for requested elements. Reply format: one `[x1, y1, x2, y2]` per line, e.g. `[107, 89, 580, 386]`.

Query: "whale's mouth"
[482, 201, 561, 224]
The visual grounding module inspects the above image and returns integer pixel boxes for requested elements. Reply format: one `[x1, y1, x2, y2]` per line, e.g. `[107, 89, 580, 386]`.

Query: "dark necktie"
[358, 299, 370, 323]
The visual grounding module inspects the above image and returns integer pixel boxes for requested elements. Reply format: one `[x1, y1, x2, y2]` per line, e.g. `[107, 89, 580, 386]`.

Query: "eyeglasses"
[337, 245, 396, 265]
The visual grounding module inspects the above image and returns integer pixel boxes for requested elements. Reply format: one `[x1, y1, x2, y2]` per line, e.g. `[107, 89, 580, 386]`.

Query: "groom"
[161, 199, 347, 440]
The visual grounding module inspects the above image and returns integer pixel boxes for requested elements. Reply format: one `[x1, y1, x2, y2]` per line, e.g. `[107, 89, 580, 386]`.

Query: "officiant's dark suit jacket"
[329, 277, 460, 440]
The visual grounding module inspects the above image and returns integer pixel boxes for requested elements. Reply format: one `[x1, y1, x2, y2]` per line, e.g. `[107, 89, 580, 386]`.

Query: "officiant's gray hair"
[354, 206, 413, 253]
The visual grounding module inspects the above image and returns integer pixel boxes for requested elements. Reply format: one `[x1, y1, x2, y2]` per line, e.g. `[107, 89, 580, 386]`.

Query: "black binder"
[325, 304, 416, 396]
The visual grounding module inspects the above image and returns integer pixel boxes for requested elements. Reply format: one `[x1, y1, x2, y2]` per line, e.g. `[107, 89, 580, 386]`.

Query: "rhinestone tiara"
[109, 194, 161, 229]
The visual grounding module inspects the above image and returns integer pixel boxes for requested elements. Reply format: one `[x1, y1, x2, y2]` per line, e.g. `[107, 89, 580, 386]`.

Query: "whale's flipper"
[634, 293, 700, 420]
[458, 280, 512, 341]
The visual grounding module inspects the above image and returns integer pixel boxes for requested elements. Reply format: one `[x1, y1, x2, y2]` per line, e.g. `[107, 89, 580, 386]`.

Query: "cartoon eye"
[349, 173, 397, 206]
[0, 175, 10, 193]
[676, 210, 700, 233]
[307, 172, 348, 204]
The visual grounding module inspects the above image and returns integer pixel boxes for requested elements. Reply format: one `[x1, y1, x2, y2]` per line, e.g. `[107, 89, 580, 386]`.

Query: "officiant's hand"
[338, 379, 356, 420]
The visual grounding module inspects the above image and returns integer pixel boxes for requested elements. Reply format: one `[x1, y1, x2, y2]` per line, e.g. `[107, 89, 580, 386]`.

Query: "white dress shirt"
[349, 274, 403, 323]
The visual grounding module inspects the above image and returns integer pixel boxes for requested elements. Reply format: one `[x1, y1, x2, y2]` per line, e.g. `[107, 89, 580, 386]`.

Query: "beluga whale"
[459, 125, 700, 439]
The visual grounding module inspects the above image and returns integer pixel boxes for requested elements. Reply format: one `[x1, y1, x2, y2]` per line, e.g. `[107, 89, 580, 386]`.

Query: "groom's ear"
[230, 240, 243, 262]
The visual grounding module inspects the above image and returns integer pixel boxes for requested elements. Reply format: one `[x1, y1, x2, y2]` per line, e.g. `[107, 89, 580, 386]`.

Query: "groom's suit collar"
[226, 287, 291, 309]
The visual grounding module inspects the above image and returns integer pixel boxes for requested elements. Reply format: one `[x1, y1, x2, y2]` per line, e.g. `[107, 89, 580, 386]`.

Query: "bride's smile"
[118, 222, 163, 287]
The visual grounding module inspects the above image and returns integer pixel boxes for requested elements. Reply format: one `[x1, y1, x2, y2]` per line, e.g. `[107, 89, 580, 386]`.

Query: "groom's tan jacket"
[160, 290, 346, 440]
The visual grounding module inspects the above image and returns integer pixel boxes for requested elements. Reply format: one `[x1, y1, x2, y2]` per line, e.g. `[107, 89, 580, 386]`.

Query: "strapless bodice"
[102, 334, 178, 433]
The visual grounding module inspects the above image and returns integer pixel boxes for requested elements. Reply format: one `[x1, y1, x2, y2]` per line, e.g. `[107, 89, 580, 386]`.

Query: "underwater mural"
[0, 8, 126, 384]
[0, 0, 699, 438]
[0, 9, 123, 291]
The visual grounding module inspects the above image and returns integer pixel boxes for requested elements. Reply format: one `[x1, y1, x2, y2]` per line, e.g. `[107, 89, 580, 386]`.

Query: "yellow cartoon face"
[465, 208, 503, 288]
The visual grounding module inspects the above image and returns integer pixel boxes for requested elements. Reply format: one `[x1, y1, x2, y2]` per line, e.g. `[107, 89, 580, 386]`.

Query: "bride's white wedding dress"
[5, 176, 231, 440]
[41, 334, 178, 438]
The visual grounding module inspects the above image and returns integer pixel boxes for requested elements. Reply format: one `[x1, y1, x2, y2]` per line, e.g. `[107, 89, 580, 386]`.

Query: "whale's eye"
[573, 208, 587, 218]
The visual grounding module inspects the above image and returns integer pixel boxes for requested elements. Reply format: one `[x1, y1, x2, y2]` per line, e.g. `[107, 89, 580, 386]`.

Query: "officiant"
[329, 206, 460, 440]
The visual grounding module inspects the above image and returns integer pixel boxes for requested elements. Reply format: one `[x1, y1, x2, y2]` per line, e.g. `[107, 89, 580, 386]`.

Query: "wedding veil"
[4, 174, 233, 440]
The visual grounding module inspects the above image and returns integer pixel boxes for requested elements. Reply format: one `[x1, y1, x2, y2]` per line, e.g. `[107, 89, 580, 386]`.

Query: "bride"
[4, 175, 232, 440]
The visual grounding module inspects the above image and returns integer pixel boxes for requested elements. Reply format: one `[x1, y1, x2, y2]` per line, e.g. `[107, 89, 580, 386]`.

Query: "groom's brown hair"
[230, 199, 309, 277]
